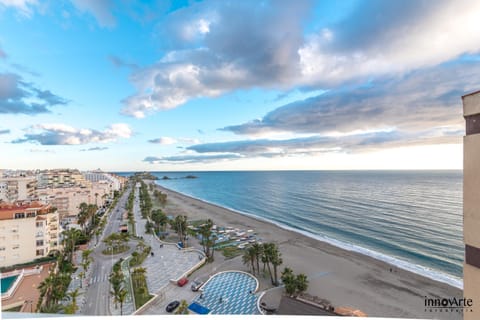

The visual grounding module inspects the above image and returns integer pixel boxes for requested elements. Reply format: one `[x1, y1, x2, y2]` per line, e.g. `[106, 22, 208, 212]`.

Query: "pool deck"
[1, 263, 53, 312]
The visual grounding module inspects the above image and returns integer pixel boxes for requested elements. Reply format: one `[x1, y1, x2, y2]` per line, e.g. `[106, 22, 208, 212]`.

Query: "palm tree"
[77, 210, 88, 233]
[37, 275, 55, 309]
[94, 192, 99, 206]
[64, 289, 80, 314]
[88, 204, 98, 229]
[198, 220, 213, 257]
[262, 243, 275, 284]
[62, 228, 82, 263]
[39, 303, 62, 314]
[251, 243, 263, 274]
[270, 245, 283, 286]
[152, 209, 168, 233]
[295, 273, 309, 295]
[170, 215, 188, 246]
[242, 247, 256, 274]
[281, 267, 296, 296]
[118, 288, 128, 315]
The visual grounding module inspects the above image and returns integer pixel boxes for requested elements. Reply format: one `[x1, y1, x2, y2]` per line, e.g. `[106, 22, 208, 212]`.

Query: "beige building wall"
[37, 169, 90, 188]
[34, 187, 92, 217]
[91, 181, 113, 206]
[0, 177, 36, 202]
[462, 90, 480, 320]
[0, 203, 59, 268]
[0, 217, 36, 267]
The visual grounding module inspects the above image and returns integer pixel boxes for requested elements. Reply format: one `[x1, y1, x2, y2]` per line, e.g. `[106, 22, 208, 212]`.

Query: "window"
[27, 212, 36, 218]
[12, 244, 19, 250]
[12, 254, 20, 259]
[14, 212, 25, 219]
[0, 246, 5, 251]
[36, 232, 44, 238]
[36, 240, 44, 247]
[36, 249, 44, 256]
[36, 221, 43, 227]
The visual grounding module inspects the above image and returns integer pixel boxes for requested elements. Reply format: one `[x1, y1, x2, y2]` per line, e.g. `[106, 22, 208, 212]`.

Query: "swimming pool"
[1, 275, 19, 294]
[189, 271, 260, 314]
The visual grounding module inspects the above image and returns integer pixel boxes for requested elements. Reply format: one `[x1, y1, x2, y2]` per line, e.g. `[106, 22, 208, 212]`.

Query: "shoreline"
[152, 181, 462, 319]
[155, 181, 462, 289]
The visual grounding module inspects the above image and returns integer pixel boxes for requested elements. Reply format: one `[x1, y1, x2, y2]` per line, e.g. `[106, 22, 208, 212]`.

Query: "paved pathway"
[131, 183, 201, 294]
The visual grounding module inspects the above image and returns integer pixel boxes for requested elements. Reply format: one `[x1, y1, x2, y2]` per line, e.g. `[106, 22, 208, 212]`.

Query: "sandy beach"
[152, 182, 462, 319]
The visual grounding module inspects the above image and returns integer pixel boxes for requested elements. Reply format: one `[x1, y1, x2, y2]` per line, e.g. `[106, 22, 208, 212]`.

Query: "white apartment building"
[0, 202, 61, 268]
[36, 169, 89, 189]
[0, 176, 36, 202]
[83, 171, 124, 193]
[34, 187, 93, 218]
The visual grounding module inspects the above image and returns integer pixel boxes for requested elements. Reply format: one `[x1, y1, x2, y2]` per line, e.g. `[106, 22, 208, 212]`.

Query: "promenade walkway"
[131, 184, 201, 294]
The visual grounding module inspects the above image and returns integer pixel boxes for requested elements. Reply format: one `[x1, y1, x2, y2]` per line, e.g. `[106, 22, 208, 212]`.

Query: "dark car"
[191, 280, 204, 291]
[166, 300, 180, 313]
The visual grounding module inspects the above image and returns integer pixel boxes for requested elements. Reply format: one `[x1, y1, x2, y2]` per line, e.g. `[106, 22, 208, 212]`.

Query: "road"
[82, 185, 136, 315]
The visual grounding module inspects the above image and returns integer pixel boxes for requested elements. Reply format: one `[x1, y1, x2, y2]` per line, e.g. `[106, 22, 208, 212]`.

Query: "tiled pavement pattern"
[190, 271, 260, 314]
[132, 184, 201, 295]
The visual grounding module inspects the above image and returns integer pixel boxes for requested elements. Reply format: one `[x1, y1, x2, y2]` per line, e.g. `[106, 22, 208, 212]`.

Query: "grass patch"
[188, 219, 208, 227]
[131, 269, 153, 309]
[220, 246, 243, 259]
[102, 245, 130, 255]
[129, 246, 151, 267]
[128, 221, 136, 237]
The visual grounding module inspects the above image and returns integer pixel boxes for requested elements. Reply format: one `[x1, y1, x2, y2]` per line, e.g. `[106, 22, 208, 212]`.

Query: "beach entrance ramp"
[188, 302, 210, 314]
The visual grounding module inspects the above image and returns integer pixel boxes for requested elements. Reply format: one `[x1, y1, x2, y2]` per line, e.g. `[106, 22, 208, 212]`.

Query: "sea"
[117, 170, 463, 288]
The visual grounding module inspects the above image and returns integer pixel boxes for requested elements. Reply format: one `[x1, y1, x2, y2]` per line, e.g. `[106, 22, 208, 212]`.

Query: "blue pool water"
[1, 275, 18, 294]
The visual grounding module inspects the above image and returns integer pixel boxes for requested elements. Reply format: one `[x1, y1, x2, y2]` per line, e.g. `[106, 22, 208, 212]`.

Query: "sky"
[0, 0, 478, 171]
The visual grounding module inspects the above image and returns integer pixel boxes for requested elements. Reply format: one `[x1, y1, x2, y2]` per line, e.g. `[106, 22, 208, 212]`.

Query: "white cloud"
[299, 0, 480, 84]
[148, 136, 200, 145]
[70, 0, 115, 27]
[148, 137, 177, 145]
[0, 0, 37, 17]
[121, 1, 310, 117]
[13, 123, 132, 145]
[121, 0, 480, 117]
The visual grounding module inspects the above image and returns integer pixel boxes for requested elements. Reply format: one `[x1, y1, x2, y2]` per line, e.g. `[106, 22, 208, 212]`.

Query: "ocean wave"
[156, 182, 463, 290]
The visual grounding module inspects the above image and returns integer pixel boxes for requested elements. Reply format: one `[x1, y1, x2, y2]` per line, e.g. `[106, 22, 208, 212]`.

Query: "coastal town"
[1, 169, 344, 316]
[0, 169, 465, 319]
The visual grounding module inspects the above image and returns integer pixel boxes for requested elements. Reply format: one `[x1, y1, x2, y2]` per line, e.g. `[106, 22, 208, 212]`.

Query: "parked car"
[177, 277, 189, 287]
[166, 300, 180, 313]
[191, 280, 204, 291]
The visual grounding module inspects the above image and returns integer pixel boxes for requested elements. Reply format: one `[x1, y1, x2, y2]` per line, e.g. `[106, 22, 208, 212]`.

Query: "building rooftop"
[0, 202, 52, 221]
